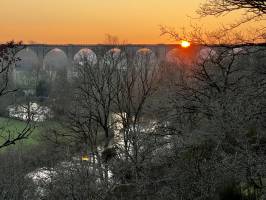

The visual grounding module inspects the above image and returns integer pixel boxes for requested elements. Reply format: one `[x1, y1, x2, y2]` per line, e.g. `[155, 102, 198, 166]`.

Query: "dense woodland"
[0, 0, 266, 199]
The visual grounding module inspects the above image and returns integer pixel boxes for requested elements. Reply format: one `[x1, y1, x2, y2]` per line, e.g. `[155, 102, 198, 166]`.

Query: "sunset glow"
[0, 0, 261, 44]
[0, 0, 196, 44]
[181, 40, 191, 48]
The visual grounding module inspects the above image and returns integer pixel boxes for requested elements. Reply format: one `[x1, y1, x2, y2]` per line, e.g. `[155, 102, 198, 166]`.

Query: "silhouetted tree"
[198, 0, 266, 17]
[0, 41, 34, 149]
[198, 0, 266, 33]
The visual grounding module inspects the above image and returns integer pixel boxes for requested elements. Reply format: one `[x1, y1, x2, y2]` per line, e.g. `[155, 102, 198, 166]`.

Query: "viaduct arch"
[15, 44, 200, 71]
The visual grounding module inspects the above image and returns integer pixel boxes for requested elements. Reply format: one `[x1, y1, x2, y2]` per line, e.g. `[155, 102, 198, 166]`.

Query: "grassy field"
[0, 116, 104, 150]
[0, 117, 52, 148]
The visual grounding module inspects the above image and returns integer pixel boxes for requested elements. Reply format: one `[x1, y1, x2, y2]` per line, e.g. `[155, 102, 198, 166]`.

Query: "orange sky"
[0, 0, 262, 44]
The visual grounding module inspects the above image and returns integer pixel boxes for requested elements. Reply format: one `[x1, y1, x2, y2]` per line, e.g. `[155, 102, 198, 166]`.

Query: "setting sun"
[181, 40, 191, 48]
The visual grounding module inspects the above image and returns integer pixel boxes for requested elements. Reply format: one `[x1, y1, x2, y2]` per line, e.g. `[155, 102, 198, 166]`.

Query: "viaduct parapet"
[17, 44, 200, 70]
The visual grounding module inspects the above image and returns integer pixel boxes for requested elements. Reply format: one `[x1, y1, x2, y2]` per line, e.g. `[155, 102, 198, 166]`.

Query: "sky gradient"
[0, 0, 259, 44]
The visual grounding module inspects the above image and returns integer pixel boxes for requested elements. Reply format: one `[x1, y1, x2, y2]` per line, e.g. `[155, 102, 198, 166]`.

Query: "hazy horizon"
[1, 0, 263, 44]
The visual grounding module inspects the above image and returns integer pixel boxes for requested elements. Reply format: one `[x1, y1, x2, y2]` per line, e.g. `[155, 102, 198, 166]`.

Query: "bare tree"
[160, 0, 266, 196]
[198, 0, 266, 36]
[45, 42, 168, 199]
[0, 41, 34, 149]
[0, 42, 19, 96]
[198, 0, 266, 17]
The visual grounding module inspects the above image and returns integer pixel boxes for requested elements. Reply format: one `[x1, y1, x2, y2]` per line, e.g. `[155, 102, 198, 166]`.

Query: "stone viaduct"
[16, 44, 200, 70]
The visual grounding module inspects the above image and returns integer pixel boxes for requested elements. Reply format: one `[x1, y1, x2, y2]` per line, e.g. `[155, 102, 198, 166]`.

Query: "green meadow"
[0, 117, 63, 148]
